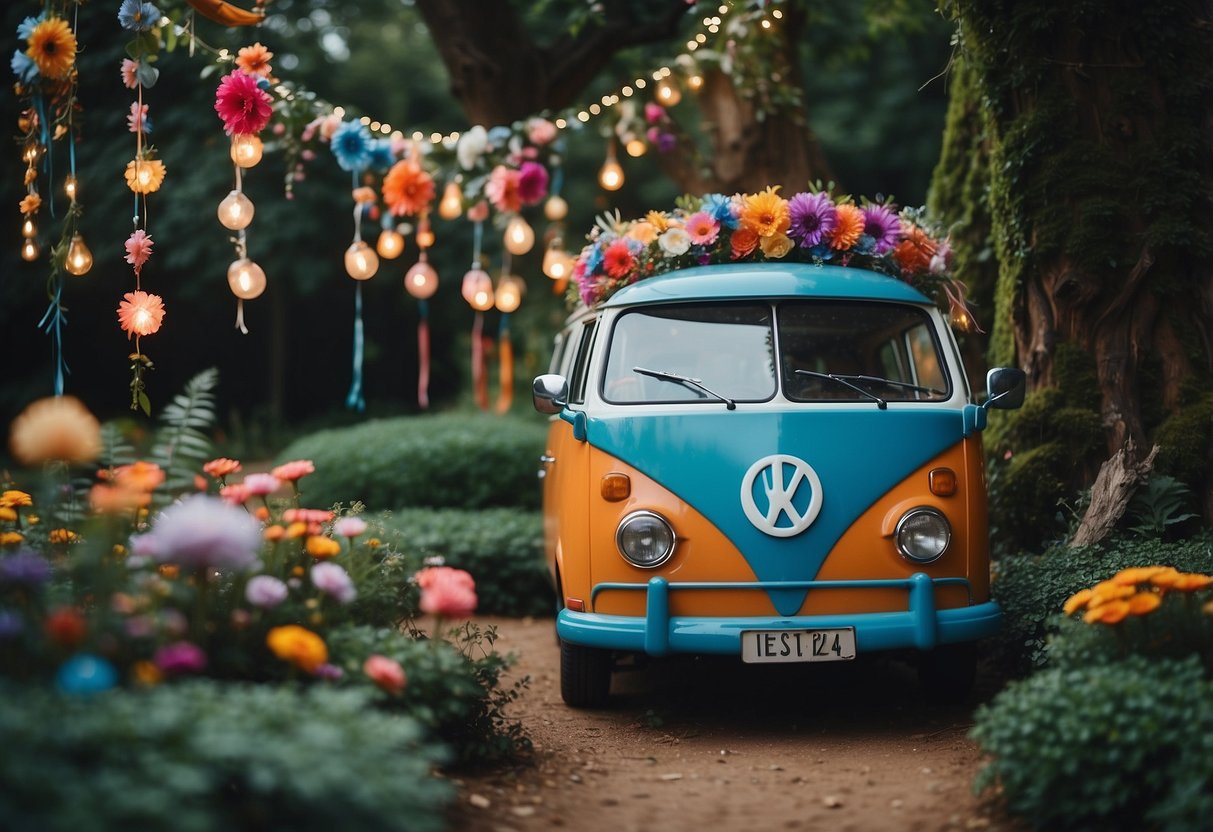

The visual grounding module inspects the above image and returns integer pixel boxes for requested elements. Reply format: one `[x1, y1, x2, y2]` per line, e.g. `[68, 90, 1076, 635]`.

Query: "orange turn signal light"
[565, 597, 586, 612]
[929, 467, 957, 497]
[601, 473, 631, 501]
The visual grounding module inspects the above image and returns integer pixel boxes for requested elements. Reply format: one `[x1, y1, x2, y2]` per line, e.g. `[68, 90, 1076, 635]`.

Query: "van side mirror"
[533, 374, 570, 414]
[985, 367, 1026, 410]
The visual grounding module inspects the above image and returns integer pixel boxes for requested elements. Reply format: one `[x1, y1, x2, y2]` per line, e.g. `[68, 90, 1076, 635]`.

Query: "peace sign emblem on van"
[739, 454, 824, 537]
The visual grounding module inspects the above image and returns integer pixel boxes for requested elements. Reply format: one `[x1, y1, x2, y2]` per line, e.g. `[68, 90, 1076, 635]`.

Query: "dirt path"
[446, 617, 1023, 832]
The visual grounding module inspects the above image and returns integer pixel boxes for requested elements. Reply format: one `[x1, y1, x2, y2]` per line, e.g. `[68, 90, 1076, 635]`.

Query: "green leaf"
[138, 392, 152, 417]
[135, 63, 160, 89]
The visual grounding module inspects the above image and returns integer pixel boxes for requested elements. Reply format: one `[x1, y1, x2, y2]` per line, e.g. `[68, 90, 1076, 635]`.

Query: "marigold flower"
[306, 535, 341, 559]
[263, 524, 286, 542]
[759, 232, 794, 259]
[286, 521, 309, 539]
[1111, 566, 1170, 586]
[203, 457, 243, 479]
[892, 222, 937, 274]
[117, 290, 165, 338]
[1062, 588, 1093, 616]
[26, 18, 77, 80]
[739, 187, 790, 239]
[9, 396, 101, 466]
[1083, 599, 1130, 625]
[48, 528, 78, 544]
[1125, 591, 1162, 616]
[271, 459, 315, 482]
[0, 491, 33, 509]
[645, 211, 672, 233]
[266, 624, 328, 673]
[1169, 572, 1213, 591]
[19, 193, 41, 215]
[235, 42, 273, 78]
[0, 508, 15, 522]
[383, 158, 436, 216]
[730, 227, 760, 259]
[829, 203, 864, 250]
[214, 71, 272, 136]
[124, 158, 166, 194]
[363, 654, 407, 695]
[113, 460, 165, 493]
[0, 532, 24, 546]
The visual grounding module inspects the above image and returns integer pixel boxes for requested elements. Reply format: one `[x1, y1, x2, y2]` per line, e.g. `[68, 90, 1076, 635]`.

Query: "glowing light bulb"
[438, 181, 463, 220]
[461, 267, 493, 310]
[344, 240, 379, 280]
[404, 259, 438, 299]
[494, 274, 525, 313]
[135, 309, 152, 329]
[544, 194, 568, 222]
[598, 157, 624, 191]
[504, 215, 535, 256]
[542, 244, 574, 280]
[217, 189, 255, 231]
[22, 144, 39, 164]
[415, 225, 435, 249]
[64, 232, 93, 276]
[655, 77, 682, 106]
[20, 218, 36, 238]
[20, 237, 39, 262]
[63, 174, 78, 200]
[625, 137, 647, 157]
[687, 74, 704, 91]
[227, 258, 267, 299]
[230, 134, 264, 168]
[376, 227, 405, 259]
[137, 164, 153, 188]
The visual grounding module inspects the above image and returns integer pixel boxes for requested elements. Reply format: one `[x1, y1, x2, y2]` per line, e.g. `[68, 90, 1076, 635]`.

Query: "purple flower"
[246, 574, 289, 609]
[138, 495, 263, 572]
[314, 662, 344, 681]
[0, 548, 52, 587]
[517, 161, 549, 206]
[861, 204, 901, 254]
[788, 192, 838, 248]
[154, 641, 208, 675]
[311, 562, 356, 605]
[0, 609, 24, 639]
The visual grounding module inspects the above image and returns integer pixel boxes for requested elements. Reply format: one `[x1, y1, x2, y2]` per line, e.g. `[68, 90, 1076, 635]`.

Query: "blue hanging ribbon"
[345, 281, 366, 412]
[34, 92, 54, 218]
[37, 278, 68, 396]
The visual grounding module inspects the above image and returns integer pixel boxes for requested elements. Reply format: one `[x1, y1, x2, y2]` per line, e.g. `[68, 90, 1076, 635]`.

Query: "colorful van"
[534, 261, 1024, 707]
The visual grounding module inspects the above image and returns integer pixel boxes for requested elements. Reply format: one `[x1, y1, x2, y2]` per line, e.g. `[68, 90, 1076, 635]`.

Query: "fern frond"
[151, 367, 219, 500]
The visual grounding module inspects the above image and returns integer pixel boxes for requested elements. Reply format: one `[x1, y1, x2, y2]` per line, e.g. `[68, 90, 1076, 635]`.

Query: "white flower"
[139, 496, 262, 572]
[658, 227, 691, 256]
[457, 125, 488, 170]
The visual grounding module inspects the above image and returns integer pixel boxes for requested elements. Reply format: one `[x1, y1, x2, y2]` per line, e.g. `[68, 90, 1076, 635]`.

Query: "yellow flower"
[1125, 591, 1162, 616]
[1062, 588, 1093, 616]
[286, 521, 308, 539]
[739, 187, 790, 238]
[9, 396, 101, 466]
[306, 535, 341, 559]
[1111, 566, 1169, 586]
[0, 508, 16, 522]
[1147, 567, 1184, 589]
[1083, 599, 1130, 625]
[124, 158, 167, 194]
[759, 232, 794, 259]
[0, 491, 33, 509]
[48, 528, 79, 544]
[1, 532, 25, 546]
[132, 661, 162, 687]
[27, 18, 77, 80]
[627, 221, 658, 245]
[645, 211, 672, 233]
[367, 538, 382, 549]
[25, 514, 38, 526]
[1170, 572, 1213, 591]
[266, 625, 328, 673]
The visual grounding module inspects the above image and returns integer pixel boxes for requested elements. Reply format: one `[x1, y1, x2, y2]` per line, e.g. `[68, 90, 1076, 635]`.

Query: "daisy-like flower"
[242, 473, 281, 496]
[137, 495, 262, 572]
[124, 158, 166, 194]
[117, 290, 165, 338]
[367, 139, 395, 171]
[861, 204, 901, 254]
[214, 71, 272, 136]
[658, 227, 692, 256]
[26, 18, 76, 80]
[117, 0, 160, 33]
[113, 460, 166, 493]
[127, 101, 150, 134]
[19, 193, 41, 215]
[645, 210, 672, 233]
[219, 483, 251, 506]
[517, 161, 549, 205]
[602, 239, 636, 278]
[235, 42, 273, 78]
[382, 158, 435, 216]
[787, 192, 837, 248]
[120, 58, 139, 89]
[330, 120, 373, 172]
[739, 187, 790, 239]
[684, 211, 720, 246]
[124, 229, 154, 271]
[0, 491, 33, 509]
[892, 222, 937, 274]
[11, 50, 38, 84]
[829, 203, 864, 250]
[203, 458, 242, 479]
[271, 459, 315, 482]
[484, 165, 522, 213]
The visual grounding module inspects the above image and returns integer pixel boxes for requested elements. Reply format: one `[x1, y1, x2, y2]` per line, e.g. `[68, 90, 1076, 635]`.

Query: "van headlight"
[616, 510, 676, 568]
[894, 508, 951, 563]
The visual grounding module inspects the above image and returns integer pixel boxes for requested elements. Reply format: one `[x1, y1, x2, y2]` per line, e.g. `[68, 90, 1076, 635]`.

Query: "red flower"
[603, 240, 636, 279]
[44, 607, 87, 647]
[214, 71, 272, 136]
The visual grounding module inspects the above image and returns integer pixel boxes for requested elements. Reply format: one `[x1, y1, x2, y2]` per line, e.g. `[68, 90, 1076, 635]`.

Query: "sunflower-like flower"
[117, 290, 165, 338]
[382, 159, 436, 217]
[124, 158, 166, 194]
[830, 203, 865, 250]
[214, 71, 272, 136]
[235, 42, 273, 78]
[739, 186, 790, 239]
[26, 17, 76, 80]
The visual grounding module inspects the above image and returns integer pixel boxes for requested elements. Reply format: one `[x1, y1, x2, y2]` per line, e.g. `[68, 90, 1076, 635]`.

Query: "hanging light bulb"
[544, 194, 568, 222]
[655, 76, 682, 106]
[598, 140, 624, 192]
[344, 240, 379, 280]
[504, 215, 535, 256]
[461, 267, 494, 311]
[227, 258, 267, 299]
[542, 239, 574, 280]
[230, 134, 264, 168]
[63, 174, 78, 201]
[376, 226, 405, 259]
[438, 181, 463, 220]
[625, 137, 647, 157]
[20, 217, 36, 238]
[404, 257, 439, 299]
[415, 214, 435, 250]
[20, 237, 39, 262]
[495, 274, 525, 313]
[218, 189, 255, 230]
[64, 232, 93, 276]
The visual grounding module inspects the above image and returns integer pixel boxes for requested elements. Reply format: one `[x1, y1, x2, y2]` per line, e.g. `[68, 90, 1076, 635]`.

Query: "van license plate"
[740, 628, 856, 664]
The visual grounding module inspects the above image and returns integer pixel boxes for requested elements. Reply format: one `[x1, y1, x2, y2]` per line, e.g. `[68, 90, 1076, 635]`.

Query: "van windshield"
[600, 300, 950, 405]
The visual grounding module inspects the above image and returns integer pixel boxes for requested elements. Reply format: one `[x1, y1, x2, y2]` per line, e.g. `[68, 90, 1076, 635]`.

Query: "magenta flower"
[154, 641, 208, 675]
[245, 574, 289, 608]
[333, 516, 368, 539]
[311, 562, 356, 604]
[861, 204, 901, 254]
[138, 495, 262, 571]
[214, 71, 272, 136]
[242, 473, 281, 497]
[788, 192, 838, 248]
[517, 161, 549, 206]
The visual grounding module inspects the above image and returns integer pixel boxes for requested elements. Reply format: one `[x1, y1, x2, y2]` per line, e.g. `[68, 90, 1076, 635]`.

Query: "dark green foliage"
[0, 681, 451, 832]
[1154, 392, 1213, 494]
[971, 656, 1213, 832]
[276, 412, 549, 511]
[150, 367, 218, 498]
[1126, 475, 1199, 539]
[1045, 596, 1213, 673]
[373, 508, 551, 618]
[988, 536, 1213, 675]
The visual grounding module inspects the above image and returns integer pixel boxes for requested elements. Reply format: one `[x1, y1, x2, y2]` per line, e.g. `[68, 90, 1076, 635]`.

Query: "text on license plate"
[740, 628, 856, 664]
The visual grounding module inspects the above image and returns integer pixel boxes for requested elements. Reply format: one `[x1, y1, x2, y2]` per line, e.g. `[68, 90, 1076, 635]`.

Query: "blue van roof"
[600, 262, 933, 307]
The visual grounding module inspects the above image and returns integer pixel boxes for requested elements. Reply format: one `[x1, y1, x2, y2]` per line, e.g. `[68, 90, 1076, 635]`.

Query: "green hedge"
[372, 508, 552, 618]
[276, 412, 549, 512]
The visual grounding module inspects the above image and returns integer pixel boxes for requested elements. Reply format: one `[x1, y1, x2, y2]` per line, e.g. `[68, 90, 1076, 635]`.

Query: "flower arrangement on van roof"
[571, 187, 980, 331]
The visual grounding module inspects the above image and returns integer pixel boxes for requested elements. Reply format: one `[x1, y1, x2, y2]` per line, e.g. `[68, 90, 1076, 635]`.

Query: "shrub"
[971, 656, 1213, 832]
[373, 508, 551, 617]
[0, 680, 451, 832]
[274, 412, 549, 511]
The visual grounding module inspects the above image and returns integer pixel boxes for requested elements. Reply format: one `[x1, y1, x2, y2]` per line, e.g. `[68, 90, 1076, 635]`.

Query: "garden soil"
[445, 616, 1026, 832]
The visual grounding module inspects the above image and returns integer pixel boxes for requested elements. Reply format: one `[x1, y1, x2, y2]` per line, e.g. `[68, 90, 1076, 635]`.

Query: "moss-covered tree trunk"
[936, 0, 1213, 537]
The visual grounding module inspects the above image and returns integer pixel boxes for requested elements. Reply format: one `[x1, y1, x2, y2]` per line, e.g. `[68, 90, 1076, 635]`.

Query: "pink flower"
[271, 459, 315, 482]
[517, 161, 549, 206]
[526, 118, 557, 146]
[283, 508, 333, 525]
[242, 473, 281, 496]
[415, 566, 478, 618]
[333, 516, 368, 538]
[311, 562, 356, 604]
[644, 103, 666, 124]
[484, 165, 522, 213]
[120, 58, 139, 89]
[154, 641, 208, 675]
[467, 200, 489, 223]
[124, 229, 154, 270]
[363, 654, 407, 695]
[684, 212, 720, 246]
[246, 574, 288, 608]
[127, 101, 149, 134]
[214, 71, 272, 136]
[219, 483, 251, 506]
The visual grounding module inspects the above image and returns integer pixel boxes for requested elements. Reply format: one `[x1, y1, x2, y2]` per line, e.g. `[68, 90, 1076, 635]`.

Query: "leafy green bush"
[275, 412, 549, 511]
[989, 536, 1213, 675]
[0, 680, 451, 832]
[971, 656, 1213, 832]
[373, 508, 551, 617]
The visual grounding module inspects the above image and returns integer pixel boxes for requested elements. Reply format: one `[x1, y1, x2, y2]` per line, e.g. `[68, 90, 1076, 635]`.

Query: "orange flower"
[739, 187, 790, 239]
[124, 158, 167, 194]
[1126, 592, 1162, 616]
[263, 524, 286, 542]
[285, 521, 308, 539]
[271, 460, 315, 482]
[48, 528, 79, 544]
[1062, 588, 1094, 616]
[626, 221, 658, 245]
[132, 660, 163, 686]
[113, 461, 165, 493]
[1111, 566, 1171, 586]
[1169, 572, 1213, 591]
[0, 532, 24, 546]
[19, 193, 41, 215]
[829, 203, 864, 250]
[306, 535, 341, 559]
[0, 508, 15, 522]
[283, 508, 332, 524]
[117, 291, 165, 338]
[892, 222, 937, 273]
[266, 625, 328, 673]
[1083, 599, 1130, 625]
[203, 458, 243, 479]
[27, 18, 77, 80]
[89, 483, 149, 513]
[1087, 580, 1135, 608]
[0, 491, 32, 509]
[158, 564, 179, 580]
[730, 227, 760, 259]
[1147, 567, 1184, 589]
[382, 159, 435, 217]
[44, 607, 87, 646]
[235, 42, 273, 78]
[351, 186, 377, 205]
[8, 396, 101, 466]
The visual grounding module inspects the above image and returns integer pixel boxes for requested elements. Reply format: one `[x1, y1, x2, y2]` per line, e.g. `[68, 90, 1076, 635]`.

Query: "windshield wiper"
[829, 374, 946, 397]
[633, 366, 737, 410]
[793, 369, 887, 409]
